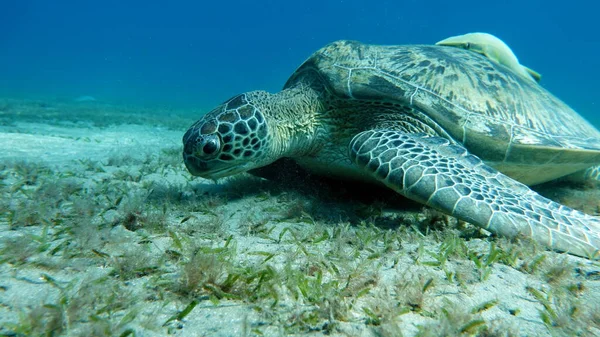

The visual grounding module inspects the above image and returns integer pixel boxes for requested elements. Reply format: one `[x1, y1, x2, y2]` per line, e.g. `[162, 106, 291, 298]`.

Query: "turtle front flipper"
[349, 130, 600, 259]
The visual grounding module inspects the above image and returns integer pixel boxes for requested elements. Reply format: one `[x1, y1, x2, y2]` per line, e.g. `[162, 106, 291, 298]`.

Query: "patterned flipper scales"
[583, 165, 600, 183]
[349, 130, 600, 259]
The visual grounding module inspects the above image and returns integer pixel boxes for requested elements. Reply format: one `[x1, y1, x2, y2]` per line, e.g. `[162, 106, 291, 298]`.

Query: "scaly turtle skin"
[436, 32, 542, 83]
[183, 40, 600, 259]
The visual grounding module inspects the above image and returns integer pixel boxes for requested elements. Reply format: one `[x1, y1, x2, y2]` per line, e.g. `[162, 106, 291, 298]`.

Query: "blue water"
[1, 0, 598, 123]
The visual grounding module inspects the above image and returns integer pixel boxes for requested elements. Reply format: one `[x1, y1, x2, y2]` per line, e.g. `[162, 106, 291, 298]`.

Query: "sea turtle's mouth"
[183, 150, 255, 179]
[195, 162, 253, 180]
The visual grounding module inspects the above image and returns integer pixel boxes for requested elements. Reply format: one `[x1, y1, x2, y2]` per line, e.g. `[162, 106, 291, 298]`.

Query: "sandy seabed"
[0, 98, 599, 337]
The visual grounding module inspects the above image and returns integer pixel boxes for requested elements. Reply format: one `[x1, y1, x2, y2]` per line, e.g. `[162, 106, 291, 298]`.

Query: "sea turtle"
[436, 32, 542, 83]
[183, 40, 600, 259]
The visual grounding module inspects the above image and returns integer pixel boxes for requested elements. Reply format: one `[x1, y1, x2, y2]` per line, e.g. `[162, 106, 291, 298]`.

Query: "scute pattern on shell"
[285, 40, 600, 153]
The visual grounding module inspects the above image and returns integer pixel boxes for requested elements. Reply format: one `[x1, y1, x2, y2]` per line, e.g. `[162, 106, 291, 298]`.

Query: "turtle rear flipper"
[563, 164, 600, 186]
[583, 165, 600, 183]
[349, 130, 600, 259]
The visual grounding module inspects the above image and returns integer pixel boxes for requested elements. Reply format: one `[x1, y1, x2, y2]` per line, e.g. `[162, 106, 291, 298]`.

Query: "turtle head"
[183, 92, 273, 180]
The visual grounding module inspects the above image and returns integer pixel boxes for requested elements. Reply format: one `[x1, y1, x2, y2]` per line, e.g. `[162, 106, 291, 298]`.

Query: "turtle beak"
[202, 163, 253, 180]
[184, 159, 254, 180]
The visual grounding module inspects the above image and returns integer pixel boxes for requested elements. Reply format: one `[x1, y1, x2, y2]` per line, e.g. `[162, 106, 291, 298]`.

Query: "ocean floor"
[1, 98, 600, 337]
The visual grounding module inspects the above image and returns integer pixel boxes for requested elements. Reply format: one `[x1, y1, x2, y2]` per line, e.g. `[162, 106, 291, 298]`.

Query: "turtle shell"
[284, 40, 600, 185]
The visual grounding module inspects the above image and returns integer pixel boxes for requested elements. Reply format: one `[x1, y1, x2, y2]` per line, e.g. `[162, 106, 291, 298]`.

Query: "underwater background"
[0, 0, 598, 124]
[3, 2, 600, 336]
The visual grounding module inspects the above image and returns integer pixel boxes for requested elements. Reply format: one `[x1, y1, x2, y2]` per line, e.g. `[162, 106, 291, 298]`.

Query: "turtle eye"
[196, 134, 221, 159]
[465, 42, 471, 49]
[203, 137, 219, 155]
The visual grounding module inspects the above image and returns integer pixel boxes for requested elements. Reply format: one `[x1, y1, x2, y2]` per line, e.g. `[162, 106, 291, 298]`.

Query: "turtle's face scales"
[183, 93, 271, 179]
